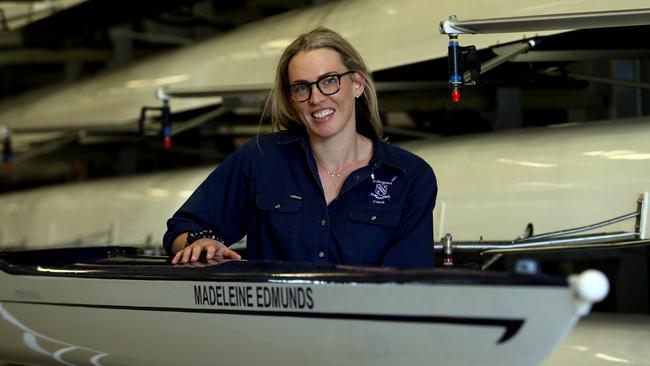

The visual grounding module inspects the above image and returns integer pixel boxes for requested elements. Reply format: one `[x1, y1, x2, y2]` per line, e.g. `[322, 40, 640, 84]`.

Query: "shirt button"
[274, 203, 281, 209]
[318, 251, 325, 258]
[320, 219, 327, 226]
[370, 215, 377, 222]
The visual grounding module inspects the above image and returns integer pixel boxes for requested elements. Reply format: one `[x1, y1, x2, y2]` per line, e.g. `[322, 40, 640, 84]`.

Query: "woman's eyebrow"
[289, 78, 310, 85]
[290, 71, 341, 85]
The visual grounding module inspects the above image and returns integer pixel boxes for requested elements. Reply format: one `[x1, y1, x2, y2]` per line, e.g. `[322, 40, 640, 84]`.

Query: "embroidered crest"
[369, 176, 397, 202]
[375, 183, 388, 197]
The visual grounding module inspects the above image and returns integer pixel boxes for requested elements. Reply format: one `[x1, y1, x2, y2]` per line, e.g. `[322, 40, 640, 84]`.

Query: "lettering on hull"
[193, 284, 314, 309]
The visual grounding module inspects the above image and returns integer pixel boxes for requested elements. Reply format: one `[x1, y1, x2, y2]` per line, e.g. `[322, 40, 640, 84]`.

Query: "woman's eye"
[322, 76, 338, 86]
[292, 84, 309, 94]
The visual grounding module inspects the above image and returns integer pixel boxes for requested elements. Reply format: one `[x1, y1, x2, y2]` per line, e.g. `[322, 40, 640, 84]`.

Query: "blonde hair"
[269, 27, 383, 139]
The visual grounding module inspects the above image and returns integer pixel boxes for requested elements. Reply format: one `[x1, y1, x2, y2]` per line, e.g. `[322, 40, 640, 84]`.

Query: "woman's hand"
[171, 238, 241, 264]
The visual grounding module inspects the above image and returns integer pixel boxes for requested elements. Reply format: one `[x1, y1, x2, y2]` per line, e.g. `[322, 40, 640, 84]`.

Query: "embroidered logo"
[374, 183, 388, 197]
[370, 176, 398, 203]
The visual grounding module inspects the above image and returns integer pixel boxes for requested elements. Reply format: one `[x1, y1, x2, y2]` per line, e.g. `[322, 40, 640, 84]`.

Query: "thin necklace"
[313, 137, 367, 178]
[315, 159, 342, 178]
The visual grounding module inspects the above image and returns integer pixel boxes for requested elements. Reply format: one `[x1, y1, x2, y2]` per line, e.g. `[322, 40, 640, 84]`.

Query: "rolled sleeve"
[162, 145, 254, 256]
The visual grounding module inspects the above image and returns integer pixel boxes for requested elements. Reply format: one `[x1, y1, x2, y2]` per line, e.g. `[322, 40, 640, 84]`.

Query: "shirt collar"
[276, 129, 304, 145]
[370, 137, 406, 174]
[276, 129, 406, 173]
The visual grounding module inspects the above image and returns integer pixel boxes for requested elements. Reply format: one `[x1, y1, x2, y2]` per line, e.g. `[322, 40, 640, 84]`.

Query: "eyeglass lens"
[290, 72, 353, 102]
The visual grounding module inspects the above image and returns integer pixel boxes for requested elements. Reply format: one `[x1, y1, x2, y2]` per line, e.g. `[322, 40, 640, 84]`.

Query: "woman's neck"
[310, 132, 372, 176]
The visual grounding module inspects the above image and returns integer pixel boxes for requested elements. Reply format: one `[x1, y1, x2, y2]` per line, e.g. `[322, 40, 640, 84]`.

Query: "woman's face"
[287, 48, 364, 141]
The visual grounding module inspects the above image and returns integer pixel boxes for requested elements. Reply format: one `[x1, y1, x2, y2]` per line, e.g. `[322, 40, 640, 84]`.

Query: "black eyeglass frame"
[288, 71, 356, 102]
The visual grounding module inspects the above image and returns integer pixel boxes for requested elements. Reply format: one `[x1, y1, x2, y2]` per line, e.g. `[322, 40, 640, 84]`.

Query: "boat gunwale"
[0, 246, 567, 286]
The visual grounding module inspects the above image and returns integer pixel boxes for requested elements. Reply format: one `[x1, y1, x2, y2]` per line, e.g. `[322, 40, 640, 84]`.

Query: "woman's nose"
[308, 84, 326, 104]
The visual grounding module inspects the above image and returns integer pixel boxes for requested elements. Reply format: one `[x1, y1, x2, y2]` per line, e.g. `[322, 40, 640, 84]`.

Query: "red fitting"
[164, 136, 172, 149]
[451, 90, 461, 103]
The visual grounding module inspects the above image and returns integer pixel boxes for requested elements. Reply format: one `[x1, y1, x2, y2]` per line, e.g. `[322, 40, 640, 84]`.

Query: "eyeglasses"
[288, 71, 355, 102]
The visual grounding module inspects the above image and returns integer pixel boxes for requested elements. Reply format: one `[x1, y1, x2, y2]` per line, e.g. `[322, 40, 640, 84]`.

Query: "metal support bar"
[484, 238, 650, 254]
[640, 192, 649, 240]
[139, 91, 172, 148]
[13, 134, 78, 164]
[464, 40, 536, 82]
[138, 105, 166, 135]
[481, 254, 503, 271]
[517, 211, 639, 242]
[170, 107, 229, 137]
[442, 233, 454, 267]
[433, 194, 650, 262]
[434, 232, 638, 252]
[439, 8, 650, 35]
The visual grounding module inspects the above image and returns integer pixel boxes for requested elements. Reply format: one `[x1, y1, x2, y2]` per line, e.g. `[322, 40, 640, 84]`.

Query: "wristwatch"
[185, 229, 223, 247]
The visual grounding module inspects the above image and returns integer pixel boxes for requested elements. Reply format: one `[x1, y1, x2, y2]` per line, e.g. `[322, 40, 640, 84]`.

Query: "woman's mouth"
[311, 108, 335, 120]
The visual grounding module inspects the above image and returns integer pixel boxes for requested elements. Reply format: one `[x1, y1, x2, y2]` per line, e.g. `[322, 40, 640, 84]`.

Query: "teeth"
[312, 109, 334, 119]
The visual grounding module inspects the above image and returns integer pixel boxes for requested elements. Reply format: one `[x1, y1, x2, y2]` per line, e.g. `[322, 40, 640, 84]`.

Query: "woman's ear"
[353, 73, 365, 98]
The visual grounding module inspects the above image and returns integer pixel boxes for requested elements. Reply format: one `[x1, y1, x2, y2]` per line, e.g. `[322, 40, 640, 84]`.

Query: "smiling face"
[287, 48, 364, 142]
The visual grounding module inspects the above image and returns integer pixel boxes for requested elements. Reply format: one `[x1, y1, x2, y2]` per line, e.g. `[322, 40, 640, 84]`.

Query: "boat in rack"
[0, 246, 607, 366]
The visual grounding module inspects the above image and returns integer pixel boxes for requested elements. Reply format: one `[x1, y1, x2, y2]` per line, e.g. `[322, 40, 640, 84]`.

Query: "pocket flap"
[349, 206, 401, 227]
[256, 193, 302, 213]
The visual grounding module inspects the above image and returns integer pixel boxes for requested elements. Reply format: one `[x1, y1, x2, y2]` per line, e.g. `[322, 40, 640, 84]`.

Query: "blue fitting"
[162, 125, 172, 138]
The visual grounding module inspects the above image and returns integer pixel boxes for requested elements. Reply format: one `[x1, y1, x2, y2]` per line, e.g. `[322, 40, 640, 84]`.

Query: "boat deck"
[0, 246, 567, 286]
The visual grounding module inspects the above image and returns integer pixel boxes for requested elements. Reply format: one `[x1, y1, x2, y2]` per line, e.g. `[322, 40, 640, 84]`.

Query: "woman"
[163, 27, 437, 268]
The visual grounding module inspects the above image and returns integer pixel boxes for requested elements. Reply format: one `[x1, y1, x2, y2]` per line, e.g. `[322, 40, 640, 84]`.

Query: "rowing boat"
[0, 246, 607, 366]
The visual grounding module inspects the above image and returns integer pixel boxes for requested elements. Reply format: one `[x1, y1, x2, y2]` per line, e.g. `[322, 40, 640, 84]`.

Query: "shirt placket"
[300, 140, 333, 263]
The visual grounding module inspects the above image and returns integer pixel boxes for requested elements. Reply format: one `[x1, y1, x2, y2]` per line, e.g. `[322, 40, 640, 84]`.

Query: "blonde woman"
[164, 28, 437, 268]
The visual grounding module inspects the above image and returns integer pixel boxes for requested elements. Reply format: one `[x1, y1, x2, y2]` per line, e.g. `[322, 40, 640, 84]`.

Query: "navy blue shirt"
[163, 130, 437, 268]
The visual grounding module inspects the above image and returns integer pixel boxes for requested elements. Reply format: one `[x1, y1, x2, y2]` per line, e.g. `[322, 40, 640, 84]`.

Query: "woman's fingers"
[219, 246, 242, 260]
[172, 238, 240, 264]
[171, 251, 183, 264]
[205, 244, 217, 259]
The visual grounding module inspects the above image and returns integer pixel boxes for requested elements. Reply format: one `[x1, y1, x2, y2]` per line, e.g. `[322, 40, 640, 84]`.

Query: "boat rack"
[435, 192, 650, 269]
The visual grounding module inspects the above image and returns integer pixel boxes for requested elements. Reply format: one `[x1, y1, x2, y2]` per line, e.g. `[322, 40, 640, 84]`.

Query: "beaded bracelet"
[185, 229, 223, 248]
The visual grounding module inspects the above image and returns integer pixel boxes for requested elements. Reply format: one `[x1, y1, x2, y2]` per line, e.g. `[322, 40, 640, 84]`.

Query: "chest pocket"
[344, 206, 401, 265]
[256, 194, 303, 213]
[348, 206, 401, 227]
[255, 193, 303, 250]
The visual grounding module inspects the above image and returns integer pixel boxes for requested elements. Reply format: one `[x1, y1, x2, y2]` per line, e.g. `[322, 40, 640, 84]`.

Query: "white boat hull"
[0, 247, 593, 366]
